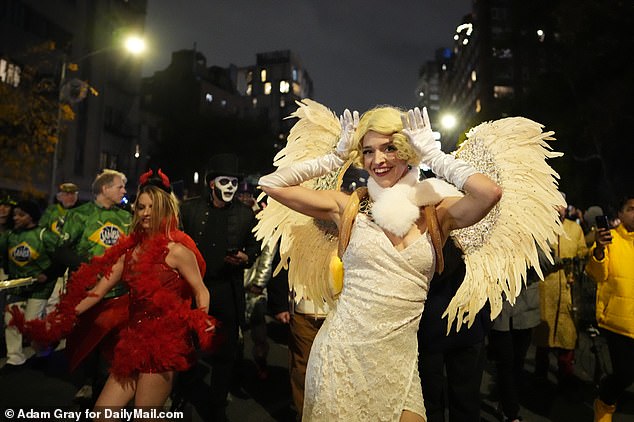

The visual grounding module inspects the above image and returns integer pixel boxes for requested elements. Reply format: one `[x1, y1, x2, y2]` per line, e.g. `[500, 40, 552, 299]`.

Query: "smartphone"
[595, 215, 610, 230]
[226, 247, 239, 255]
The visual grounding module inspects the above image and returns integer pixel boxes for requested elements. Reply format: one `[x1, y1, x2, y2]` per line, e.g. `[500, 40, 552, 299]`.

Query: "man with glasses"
[180, 153, 260, 422]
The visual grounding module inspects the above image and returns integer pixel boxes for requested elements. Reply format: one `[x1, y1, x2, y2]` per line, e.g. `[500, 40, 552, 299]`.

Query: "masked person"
[180, 153, 260, 422]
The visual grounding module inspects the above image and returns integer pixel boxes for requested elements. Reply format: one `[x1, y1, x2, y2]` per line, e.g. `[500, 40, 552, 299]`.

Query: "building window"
[493, 85, 514, 99]
[280, 98, 286, 108]
[246, 71, 253, 83]
[0, 59, 21, 87]
[264, 82, 272, 95]
[246, 83, 252, 96]
[260, 69, 267, 82]
[205, 93, 213, 102]
[252, 98, 258, 107]
[292, 68, 298, 81]
[279, 80, 290, 94]
[292, 82, 300, 96]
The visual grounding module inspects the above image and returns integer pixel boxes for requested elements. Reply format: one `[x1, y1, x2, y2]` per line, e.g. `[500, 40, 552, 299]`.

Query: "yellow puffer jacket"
[586, 224, 634, 339]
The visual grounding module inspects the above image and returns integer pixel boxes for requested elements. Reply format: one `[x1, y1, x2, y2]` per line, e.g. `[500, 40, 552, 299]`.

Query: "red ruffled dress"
[11, 231, 215, 380]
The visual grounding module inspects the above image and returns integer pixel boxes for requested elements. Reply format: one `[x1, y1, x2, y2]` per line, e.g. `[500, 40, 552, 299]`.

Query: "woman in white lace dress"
[259, 106, 501, 422]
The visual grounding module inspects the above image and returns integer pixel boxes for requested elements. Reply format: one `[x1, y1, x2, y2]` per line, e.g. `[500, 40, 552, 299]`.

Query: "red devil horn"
[139, 169, 153, 186]
[157, 168, 170, 190]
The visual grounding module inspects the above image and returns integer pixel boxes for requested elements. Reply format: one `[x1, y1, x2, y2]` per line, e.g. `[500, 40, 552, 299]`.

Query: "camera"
[595, 215, 610, 230]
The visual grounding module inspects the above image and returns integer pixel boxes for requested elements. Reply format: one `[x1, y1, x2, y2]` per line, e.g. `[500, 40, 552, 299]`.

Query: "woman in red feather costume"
[11, 169, 215, 409]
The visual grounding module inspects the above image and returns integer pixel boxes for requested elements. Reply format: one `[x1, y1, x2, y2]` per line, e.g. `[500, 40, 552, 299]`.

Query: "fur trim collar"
[367, 169, 463, 237]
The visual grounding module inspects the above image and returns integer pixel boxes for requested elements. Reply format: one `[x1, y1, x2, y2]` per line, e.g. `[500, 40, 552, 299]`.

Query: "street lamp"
[49, 35, 145, 203]
[440, 113, 457, 130]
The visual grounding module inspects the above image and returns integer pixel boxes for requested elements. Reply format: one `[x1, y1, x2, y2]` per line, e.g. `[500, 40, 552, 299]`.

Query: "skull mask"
[213, 176, 239, 203]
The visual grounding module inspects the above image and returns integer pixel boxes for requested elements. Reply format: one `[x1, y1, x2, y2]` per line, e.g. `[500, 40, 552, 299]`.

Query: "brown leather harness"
[337, 187, 445, 274]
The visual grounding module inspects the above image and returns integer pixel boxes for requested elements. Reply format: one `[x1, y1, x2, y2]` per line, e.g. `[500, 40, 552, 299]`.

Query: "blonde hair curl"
[347, 106, 419, 168]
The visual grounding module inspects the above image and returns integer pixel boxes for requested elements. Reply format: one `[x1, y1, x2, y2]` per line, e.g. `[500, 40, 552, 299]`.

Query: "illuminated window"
[280, 98, 286, 108]
[246, 84, 252, 96]
[292, 68, 298, 81]
[260, 69, 267, 82]
[246, 71, 253, 83]
[205, 93, 213, 102]
[280, 80, 290, 93]
[493, 85, 514, 99]
[264, 82, 272, 95]
[252, 98, 258, 107]
[292, 82, 301, 96]
[471, 70, 477, 82]
[475, 99, 481, 113]
[0, 59, 21, 87]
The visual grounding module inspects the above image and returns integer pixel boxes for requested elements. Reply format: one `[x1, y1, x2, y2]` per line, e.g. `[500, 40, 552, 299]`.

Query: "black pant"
[419, 341, 486, 422]
[207, 282, 242, 410]
[599, 329, 634, 405]
[487, 328, 533, 420]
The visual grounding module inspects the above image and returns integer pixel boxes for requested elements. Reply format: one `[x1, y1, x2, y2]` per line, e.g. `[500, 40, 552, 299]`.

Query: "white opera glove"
[258, 154, 345, 187]
[335, 109, 359, 159]
[259, 109, 358, 188]
[401, 107, 476, 190]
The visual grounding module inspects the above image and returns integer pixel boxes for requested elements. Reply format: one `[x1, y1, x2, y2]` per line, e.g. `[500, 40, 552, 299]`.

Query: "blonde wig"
[348, 106, 419, 168]
[131, 185, 180, 236]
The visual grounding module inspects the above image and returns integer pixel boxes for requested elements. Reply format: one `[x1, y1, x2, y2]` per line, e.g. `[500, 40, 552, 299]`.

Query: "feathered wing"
[254, 99, 344, 309]
[445, 117, 565, 332]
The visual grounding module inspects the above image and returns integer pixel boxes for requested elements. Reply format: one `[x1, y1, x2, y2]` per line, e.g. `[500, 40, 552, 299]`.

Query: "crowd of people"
[0, 103, 632, 422]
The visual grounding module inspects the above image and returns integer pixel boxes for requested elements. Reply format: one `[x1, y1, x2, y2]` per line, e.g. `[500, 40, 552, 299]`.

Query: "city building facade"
[1, 0, 147, 201]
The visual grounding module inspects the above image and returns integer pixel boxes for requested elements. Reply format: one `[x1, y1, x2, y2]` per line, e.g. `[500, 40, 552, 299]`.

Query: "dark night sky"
[142, 0, 471, 114]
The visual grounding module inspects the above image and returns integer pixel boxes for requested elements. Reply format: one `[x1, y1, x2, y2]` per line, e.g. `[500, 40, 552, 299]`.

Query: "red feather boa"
[9, 230, 215, 359]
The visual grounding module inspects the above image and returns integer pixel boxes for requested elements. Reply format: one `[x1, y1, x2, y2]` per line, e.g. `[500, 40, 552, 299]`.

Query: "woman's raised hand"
[336, 109, 359, 159]
[400, 106, 437, 163]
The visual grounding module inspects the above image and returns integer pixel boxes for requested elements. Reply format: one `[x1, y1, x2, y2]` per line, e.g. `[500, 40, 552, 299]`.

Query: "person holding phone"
[586, 195, 634, 421]
[179, 153, 260, 421]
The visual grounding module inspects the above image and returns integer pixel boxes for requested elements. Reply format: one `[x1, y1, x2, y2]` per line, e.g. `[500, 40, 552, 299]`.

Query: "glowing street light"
[49, 35, 146, 202]
[440, 113, 457, 130]
[124, 35, 146, 55]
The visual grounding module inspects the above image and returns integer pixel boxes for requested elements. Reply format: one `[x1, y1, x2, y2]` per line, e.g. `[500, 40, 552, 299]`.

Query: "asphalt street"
[1, 321, 634, 422]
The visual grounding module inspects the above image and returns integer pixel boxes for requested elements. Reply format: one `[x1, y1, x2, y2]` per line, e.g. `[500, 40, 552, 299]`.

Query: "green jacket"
[60, 201, 131, 260]
[39, 203, 72, 236]
[0, 226, 57, 299]
[59, 201, 131, 298]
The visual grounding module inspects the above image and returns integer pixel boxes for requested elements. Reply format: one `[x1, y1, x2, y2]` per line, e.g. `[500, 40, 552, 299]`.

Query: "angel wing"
[254, 99, 346, 309]
[445, 117, 565, 332]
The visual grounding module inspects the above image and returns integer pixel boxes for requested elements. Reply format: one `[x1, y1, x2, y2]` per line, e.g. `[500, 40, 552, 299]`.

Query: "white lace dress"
[303, 213, 434, 421]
